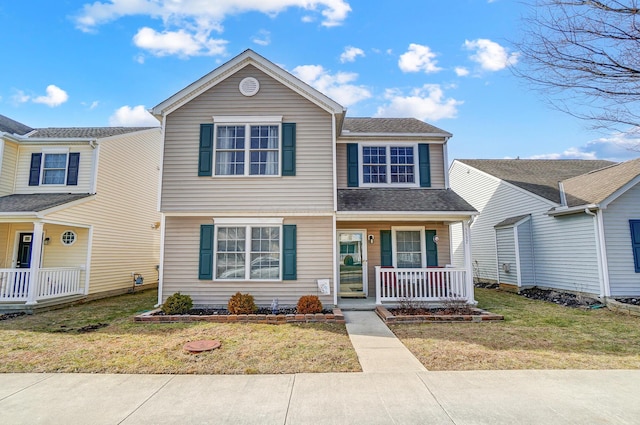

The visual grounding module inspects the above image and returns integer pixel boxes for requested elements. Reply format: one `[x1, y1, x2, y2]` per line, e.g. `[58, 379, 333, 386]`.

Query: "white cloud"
[292, 64, 371, 107]
[454, 67, 470, 77]
[464, 38, 519, 71]
[375, 85, 462, 121]
[251, 30, 271, 46]
[109, 105, 159, 126]
[398, 43, 441, 74]
[12, 90, 31, 104]
[133, 27, 227, 57]
[530, 128, 640, 161]
[32, 85, 69, 107]
[340, 46, 364, 63]
[81, 100, 100, 110]
[75, 0, 351, 32]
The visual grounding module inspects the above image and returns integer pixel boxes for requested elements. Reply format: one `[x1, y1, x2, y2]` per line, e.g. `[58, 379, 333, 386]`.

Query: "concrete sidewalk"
[1, 371, 639, 424]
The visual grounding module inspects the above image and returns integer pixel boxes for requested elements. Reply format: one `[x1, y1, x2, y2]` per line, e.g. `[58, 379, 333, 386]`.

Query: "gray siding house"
[450, 158, 640, 298]
[151, 50, 477, 308]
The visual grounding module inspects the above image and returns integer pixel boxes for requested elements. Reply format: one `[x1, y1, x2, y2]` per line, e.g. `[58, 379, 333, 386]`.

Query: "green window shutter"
[347, 143, 359, 187]
[425, 230, 438, 267]
[281, 123, 296, 176]
[418, 144, 431, 188]
[282, 225, 297, 280]
[198, 124, 213, 177]
[630, 220, 640, 273]
[199, 224, 214, 279]
[380, 230, 393, 266]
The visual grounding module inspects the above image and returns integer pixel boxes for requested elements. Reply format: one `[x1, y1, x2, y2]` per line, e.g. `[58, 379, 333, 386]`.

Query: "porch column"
[462, 220, 476, 304]
[25, 221, 44, 305]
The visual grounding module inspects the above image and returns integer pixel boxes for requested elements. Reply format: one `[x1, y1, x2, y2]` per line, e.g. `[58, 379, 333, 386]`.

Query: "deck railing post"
[375, 266, 381, 305]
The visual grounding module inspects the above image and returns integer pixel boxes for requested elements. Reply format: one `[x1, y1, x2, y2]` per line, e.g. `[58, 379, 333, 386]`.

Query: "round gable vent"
[239, 77, 260, 96]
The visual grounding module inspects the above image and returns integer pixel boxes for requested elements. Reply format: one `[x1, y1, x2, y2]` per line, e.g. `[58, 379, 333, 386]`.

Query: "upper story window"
[214, 119, 281, 176]
[42, 153, 68, 184]
[360, 144, 418, 187]
[29, 150, 80, 187]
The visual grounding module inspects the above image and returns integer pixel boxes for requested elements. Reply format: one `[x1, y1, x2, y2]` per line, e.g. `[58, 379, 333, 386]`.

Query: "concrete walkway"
[343, 310, 427, 372]
[1, 371, 639, 424]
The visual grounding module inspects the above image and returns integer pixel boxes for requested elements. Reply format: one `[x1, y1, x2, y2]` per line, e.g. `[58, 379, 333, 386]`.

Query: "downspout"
[332, 113, 338, 307]
[584, 208, 609, 298]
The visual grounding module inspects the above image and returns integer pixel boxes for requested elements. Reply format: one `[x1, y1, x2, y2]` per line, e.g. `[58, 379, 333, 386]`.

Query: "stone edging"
[605, 299, 640, 317]
[375, 305, 504, 323]
[134, 308, 345, 324]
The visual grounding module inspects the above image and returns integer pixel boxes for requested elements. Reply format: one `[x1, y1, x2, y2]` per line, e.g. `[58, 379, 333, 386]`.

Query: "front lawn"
[0, 290, 361, 374]
[391, 287, 640, 370]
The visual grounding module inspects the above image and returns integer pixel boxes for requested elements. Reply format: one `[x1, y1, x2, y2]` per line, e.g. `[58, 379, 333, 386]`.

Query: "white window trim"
[213, 222, 283, 282]
[212, 121, 283, 177]
[391, 226, 426, 268]
[358, 143, 420, 188]
[41, 148, 70, 186]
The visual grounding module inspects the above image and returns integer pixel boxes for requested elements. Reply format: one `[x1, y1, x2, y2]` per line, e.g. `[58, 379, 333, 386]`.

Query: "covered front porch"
[335, 218, 475, 306]
[0, 220, 90, 310]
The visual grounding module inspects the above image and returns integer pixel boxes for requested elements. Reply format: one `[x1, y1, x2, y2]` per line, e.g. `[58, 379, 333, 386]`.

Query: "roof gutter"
[547, 204, 599, 217]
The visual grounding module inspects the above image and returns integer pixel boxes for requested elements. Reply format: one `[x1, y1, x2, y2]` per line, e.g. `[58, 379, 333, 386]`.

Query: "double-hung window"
[392, 227, 426, 268]
[42, 153, 68, 185]
[214, 117, 281, 176]
[360, 144, 417, 187]
[215, 222, 281, 280]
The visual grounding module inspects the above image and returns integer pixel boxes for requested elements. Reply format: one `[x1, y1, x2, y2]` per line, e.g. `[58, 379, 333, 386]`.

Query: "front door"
[338, 231, 367, 298]
[16, 233, 33, 268]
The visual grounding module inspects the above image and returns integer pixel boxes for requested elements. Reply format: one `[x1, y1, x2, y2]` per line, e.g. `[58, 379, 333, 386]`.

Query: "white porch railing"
[0, 267, 83, 302]
[375, 266, 470, 304]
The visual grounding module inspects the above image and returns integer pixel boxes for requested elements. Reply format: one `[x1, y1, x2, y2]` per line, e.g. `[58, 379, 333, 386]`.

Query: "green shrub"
[228, 292, 258, 314]
[297, 295, 323, 314]
[162, 292, 193, 315]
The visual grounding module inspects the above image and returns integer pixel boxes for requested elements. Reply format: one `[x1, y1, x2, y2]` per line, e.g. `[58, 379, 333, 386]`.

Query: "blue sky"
[1, 0, 638, 162]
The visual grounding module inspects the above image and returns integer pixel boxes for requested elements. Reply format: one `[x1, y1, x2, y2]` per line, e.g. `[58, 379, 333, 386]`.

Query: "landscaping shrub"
[162, 292, 193, 315]
[297, 295, 323, 314]
[228, 292, 258, 314]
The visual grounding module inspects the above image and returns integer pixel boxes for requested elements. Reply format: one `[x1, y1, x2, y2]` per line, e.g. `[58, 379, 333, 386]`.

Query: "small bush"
[162, 292, 193, 315]
[228, 292, 258, 314]
[297, 295, 323, 314]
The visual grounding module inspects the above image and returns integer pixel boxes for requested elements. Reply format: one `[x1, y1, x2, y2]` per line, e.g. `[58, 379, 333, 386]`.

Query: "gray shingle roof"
[342, 118, 450, 135]
[338, 188, 476, 212]
[0, 193, 93, 213]
[28, 127, 157, 139]
[0, 114, 33, 136]
[458, 159, 616, 203]
[562, 157, 640, 207]
[494, 214, 531, 228]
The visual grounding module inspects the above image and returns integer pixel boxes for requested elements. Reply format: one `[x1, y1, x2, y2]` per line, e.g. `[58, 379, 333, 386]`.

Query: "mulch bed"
[376, 305, 503, 323]
[153, 307, 333, 316]
[136, 308, 345, 324]
[519, 287, 604, 309]
[616, 298, 640, 306]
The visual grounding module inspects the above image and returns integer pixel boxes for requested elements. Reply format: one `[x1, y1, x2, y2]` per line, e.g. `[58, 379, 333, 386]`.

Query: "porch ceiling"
[0, 193, 93, 213]
[337, 188, 477, 214]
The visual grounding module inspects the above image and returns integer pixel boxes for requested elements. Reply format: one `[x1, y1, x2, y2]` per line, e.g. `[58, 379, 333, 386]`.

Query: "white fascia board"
[336, 211, 477, 221]
[14, 138, 96, 145]
[152, 50, 345, 118]
[0, 213, 39, 220]
[161, 211, 335, 217]
[456, 161, 560, 208]
[599, 174, 640, 209]
[547, 204, 599, 216]
[338, 134, 449, 141]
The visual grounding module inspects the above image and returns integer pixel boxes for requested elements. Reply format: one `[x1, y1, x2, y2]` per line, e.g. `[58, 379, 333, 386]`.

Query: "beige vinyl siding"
[0, 141, 18, 196]
[603, 182, 640, 296]
[14, 144, 94, 194]
[161, 65, 334, 213]
[42, 225, 89, 286]
[46, 129, 161, 295]
[337, 221, 451, 294]
[0, 223, 33, 268]
[335, 141, 445, 188]
[162, 216, 334, 307]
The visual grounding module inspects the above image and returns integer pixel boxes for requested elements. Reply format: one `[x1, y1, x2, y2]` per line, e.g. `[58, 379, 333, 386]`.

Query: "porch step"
[0, 295, 87, 314]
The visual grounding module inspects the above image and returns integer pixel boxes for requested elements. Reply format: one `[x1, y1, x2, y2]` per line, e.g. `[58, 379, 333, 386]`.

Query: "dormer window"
[28, 150, 80, 187]
[42, 153, 68, 184]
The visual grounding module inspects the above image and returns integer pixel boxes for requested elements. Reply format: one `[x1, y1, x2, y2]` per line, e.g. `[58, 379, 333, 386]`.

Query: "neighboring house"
[151, 49, 477, 308]
[450, 158, 640, 298]
[0, 114, 161, 311]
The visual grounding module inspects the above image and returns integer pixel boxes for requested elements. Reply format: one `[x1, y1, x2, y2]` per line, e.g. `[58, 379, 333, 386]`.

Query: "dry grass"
[391, 288, 640, 370]
[0, 290, 360, 374]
